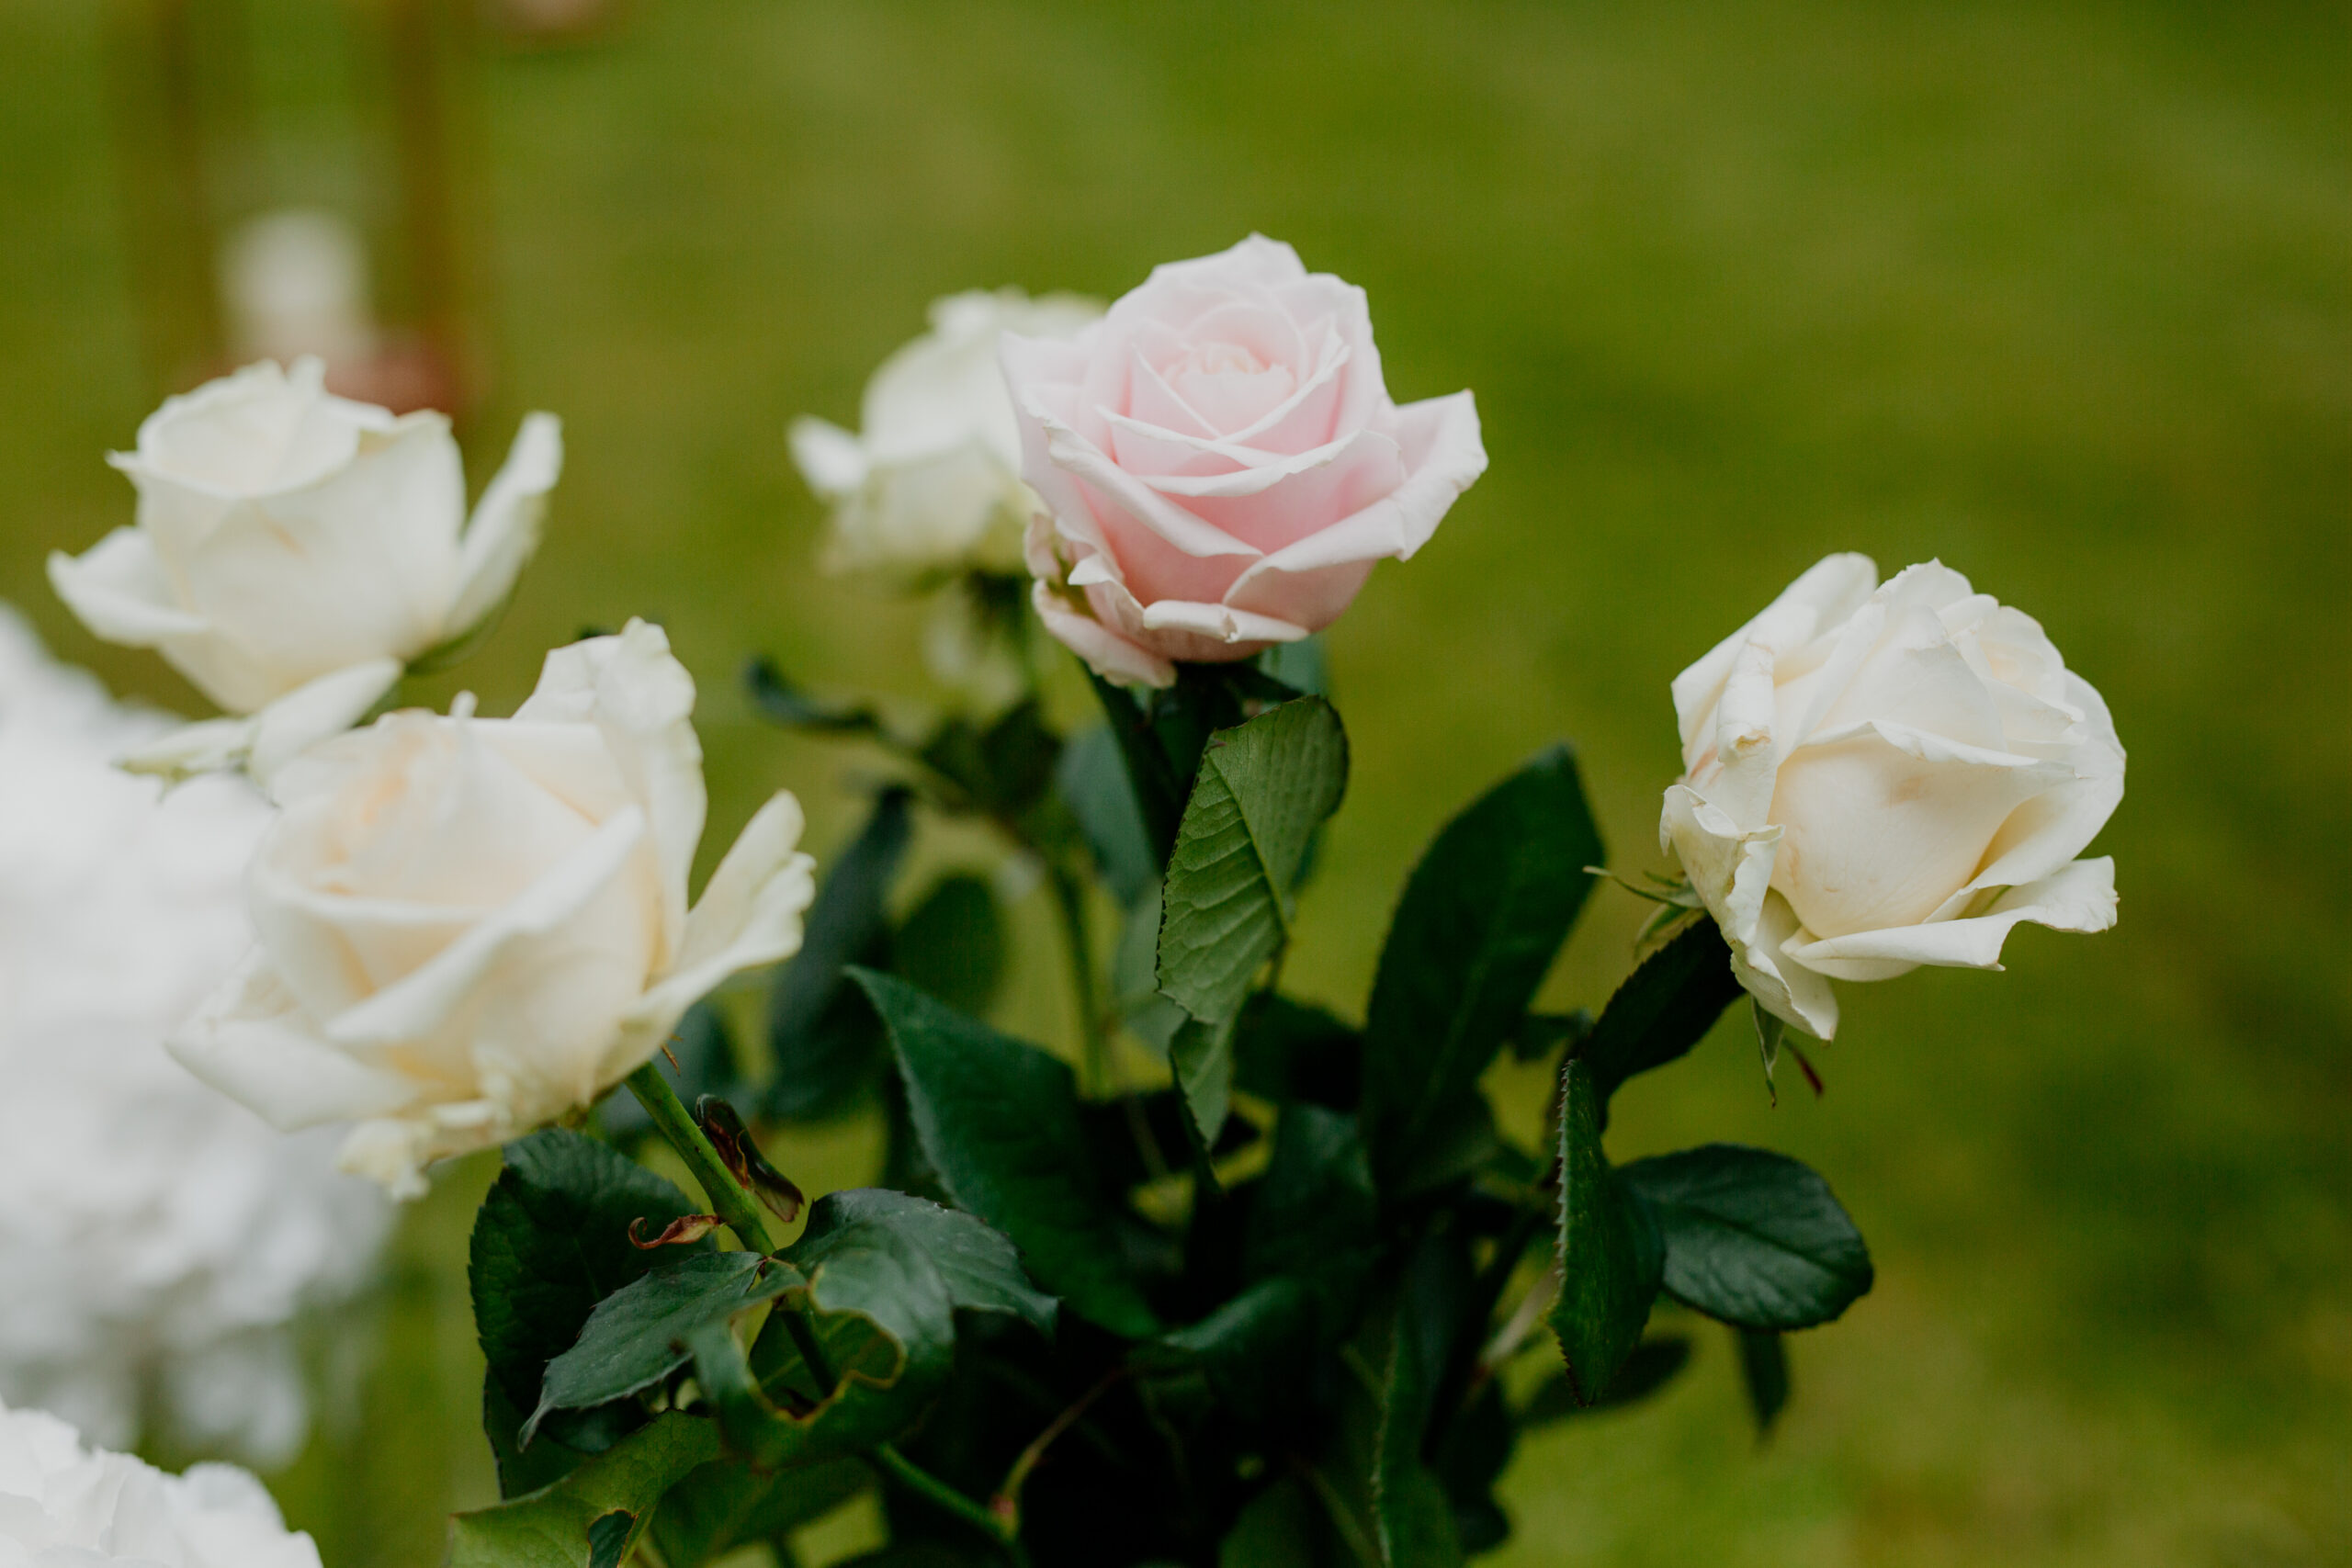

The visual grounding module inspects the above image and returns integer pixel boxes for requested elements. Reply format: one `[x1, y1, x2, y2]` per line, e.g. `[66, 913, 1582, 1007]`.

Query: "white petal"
[1136, 598, 1311, 646]
[46, 531, 209, 646]
[246, 657, 403, 787]
[1730, 891, 1840, 1040]
[168, 955, 422, 1131]
[604, 791, 817, 1085]
[1670, 553, 1877, 756]
[446, 412, 562, 637]
[1784, 857, 2117, 977]
[1659, 784, 1781, 950]
[789, 415, 870, 497]
[119, 716, 265, 783]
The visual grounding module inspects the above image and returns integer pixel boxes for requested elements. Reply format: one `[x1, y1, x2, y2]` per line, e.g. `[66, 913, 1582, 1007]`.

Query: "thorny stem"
[624, 1061, 774, 1254]
[989, 1366, 1135, 1531]
[871, 1442, 1032, 1567]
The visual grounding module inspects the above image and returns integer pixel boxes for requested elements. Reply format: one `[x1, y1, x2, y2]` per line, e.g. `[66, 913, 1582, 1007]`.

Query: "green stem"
[870, 1442, 1030, 1567]
[1046, 861, 1111, 1097]
[624, 1062, 774, 1254]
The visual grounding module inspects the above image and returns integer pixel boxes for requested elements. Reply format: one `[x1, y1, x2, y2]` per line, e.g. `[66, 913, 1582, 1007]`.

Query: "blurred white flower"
[792, 289, 1102, 581]
[0, 1396, 321, 1567]
[47, 358, 562, 783]
[219, 210, 379, 373]
[0, 607, 389, 1467]
[172, 621, 818, 1199]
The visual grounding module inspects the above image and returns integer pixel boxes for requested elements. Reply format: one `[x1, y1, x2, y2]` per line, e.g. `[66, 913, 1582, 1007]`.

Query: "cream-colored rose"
[1661, 556, 2124, 1039]
[1004, 235, 1486, 687]
[168, 620, 815, 1197]
[48, 358, 561, 780]
[791, 289, 1102, 580]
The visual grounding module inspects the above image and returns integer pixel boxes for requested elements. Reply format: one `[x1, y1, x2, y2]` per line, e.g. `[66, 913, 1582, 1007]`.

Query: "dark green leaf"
[892, 874, 1005, 1017]
[1581, 917, 1747, 1121]
[1086, 671, 1183, 868]
[1736, 1326, 1791, 1437]
[1243, 1106, 1375, 1280]
[697, 1217, 956, 1470]
[1153, 1276, 1317, 1421]
[1254, 635, 1330, 698]
[1547, 1060, 1662, 1402]
[764, 789, 911, 1122]
[449, 1412, 720, 1568]
[854, 969, 1160, 1337]
[1220, 1476, 1322, 1568]
[1362, 746, 1602, 1181]
[745, 656, 887, 736]
[1430, 1380, 1515, 1553]
[1157, 698, 1348, 1029]
[1169, 1013, 1238, 1146]
[797, 1188, 1057, 1336]
[648, 1457, 868, 1567]
[1518, 1335, 1693, 1425]
[1618, 1144, 1873, 1330]
[1385, 1094, 1504, 1201]
[1509, 1009, 1592, 1065]
[526, 1254, 805, 1444]
[469, 1132, 708, 1454]
[1373, 1291, 1464, 1568]
[1232, 992, 1361, 1111]
[1077, 1089, 1255, 1194]
[1056, 724, 1158, 907]
[485, 1373, 592, 1499]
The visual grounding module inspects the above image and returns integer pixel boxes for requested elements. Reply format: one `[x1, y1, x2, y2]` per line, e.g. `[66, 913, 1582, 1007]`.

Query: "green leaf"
[797, 1188, 1057, 1336]
[1736, 1326, 1791, 1437]
[696, 1216, 956, 1471]
[1169, 1013, 1238, 1146]
[1429, 1380, 1515, 1553]
[1617, 1144, 1873, 1330]
[1581, 916, 1747, 1121]
[1518, 1335, 1693, 1425]
[525, 1253, 805, 1445]
[918, 699, 1061, 819]
[469, 1132, 709, 1461]
[449, 1412, 720, 1568]
[1385, 1094, 1504, 1201]
[1157, 698, 1348, 1027]
[764, 788, 911, 1122]
[1057, 723, 1158, 907]
[1362, 746, 1603, 1179]
[1546, 1059, 1662, 1402]
[1243, 1106, 1376, 1280]
[485, 1374, 593, 1499]
[1220, 1476, 1323, 1568]
[744, 656, 887, 736]
[1373, 1291, 1464, 1568]
[1231, 991, 1361, 1111]
[1153, 1276, 1318, 1421]
[854, 969, 1160, 1337]
[1086, 671, 1185, 868]
[1254, 634, 1330, 698]
[647, 1457, 868, 1567]
[892, 874, 1005, 1017]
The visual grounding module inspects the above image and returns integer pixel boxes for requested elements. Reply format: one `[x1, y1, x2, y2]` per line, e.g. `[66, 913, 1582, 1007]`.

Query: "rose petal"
[245, 657, 403, 787]
[446, 412, 563, 637]
[46, 530, 209, 646]
[168, 956, 423, 1133]
[1028, 580, 1174, 689]
[1670, 553, 1877, 758]
[1785, 856, 2117, 979]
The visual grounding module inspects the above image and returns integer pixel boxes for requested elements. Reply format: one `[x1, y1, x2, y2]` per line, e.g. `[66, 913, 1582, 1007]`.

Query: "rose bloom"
[792, 289, 1102, 581]
[48, 358, 561, 779]
[0, 1397, 321, 1568]
[1662, 555, 2124, 1039]
[170, 620, 816, 1197]
[0, 606, 386, 1466]
[1003, 235, 1487, 687]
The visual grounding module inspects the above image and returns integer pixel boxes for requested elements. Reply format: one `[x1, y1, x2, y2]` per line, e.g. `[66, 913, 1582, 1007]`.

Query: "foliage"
[451, 649, 1881, 1565]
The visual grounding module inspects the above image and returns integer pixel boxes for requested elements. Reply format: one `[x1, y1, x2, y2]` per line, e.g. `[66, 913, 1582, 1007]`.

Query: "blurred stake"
[103, 0, 226, 394]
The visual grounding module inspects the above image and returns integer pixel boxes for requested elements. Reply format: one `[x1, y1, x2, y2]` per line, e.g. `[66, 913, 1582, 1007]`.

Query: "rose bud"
[48, 358, 561, 781]
[168, 620, 816, 1198]
[1662, 555, 2124, 1039]
[1003, 235, 1487, 687]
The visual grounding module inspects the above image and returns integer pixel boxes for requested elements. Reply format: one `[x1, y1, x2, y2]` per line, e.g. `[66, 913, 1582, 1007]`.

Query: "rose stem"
[869, 1442, 1032, 1568]
[626, 1062, 1017, 1560]
[624, 1061, 775, 1253]
[1045, 861, 1112, 1098]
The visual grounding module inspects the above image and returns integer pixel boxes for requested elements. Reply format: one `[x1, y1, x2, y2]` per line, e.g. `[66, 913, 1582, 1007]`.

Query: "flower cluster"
[0, 1396, 322, 1566]
[0, 609, 386, 1464]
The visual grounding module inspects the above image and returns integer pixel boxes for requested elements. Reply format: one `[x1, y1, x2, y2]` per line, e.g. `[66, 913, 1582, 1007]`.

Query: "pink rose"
[1002, 236, 1487, 686]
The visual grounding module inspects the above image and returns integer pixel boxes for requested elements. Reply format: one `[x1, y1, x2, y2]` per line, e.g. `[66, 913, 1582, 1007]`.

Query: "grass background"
[2, 1, 2346, 1562]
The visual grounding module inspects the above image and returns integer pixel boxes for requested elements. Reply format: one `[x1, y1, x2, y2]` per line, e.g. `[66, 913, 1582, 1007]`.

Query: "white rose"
[0, 606, 386, 1466]
[791, 289, 1102, 579]
[0, 1397, 321, 1568]
[47, 357, 562, 781]
[169, 620, 817, 1198]
[1661, 555, 2124, 1039]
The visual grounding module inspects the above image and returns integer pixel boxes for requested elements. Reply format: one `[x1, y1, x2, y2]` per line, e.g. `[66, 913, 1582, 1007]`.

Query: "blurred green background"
[3, 1, 2347, 1563]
